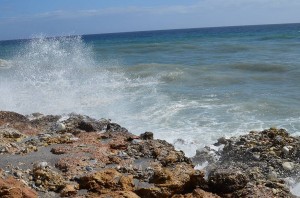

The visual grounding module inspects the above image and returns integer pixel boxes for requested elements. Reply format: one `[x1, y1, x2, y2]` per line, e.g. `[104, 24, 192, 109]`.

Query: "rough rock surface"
[0, 111, 299, 197]
[193, 128, 299, 197]
[0, 175, 38, 198]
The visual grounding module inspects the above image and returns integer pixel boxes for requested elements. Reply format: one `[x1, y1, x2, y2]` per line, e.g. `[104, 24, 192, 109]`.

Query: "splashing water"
[0, 36, 162, 137]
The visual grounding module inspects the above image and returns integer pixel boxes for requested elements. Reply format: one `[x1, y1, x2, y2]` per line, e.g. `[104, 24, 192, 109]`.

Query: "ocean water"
[1, 23, 300, 157]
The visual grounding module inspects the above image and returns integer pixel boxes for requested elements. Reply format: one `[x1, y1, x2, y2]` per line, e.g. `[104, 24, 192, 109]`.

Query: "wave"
[0, 36, 161, 124]
[215, 44, 250, 53]
[229, 63, 288, 73]
[258, 34, 299, 41]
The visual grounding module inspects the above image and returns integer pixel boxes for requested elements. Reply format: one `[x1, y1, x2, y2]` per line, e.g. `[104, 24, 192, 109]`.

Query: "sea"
[0, 23, 300, 158]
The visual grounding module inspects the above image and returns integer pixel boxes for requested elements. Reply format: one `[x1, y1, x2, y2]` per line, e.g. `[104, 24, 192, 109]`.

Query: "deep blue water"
[1, 23, 300, 156]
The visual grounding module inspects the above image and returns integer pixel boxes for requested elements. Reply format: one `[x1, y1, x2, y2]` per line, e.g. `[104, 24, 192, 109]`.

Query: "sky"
[0, 0, 300, 40]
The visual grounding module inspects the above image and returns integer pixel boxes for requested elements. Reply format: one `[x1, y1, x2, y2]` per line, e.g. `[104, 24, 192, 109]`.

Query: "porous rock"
[0, 176, 38, 198]
[208, 169, 248, 193]
[78, 169, 134, 193]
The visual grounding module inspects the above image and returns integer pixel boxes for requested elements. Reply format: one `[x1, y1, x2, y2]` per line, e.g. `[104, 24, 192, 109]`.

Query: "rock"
[78, 121, 96, 132]
[60, 184, 77, 197]
[79, 169, 134, 193]
[140, 132, 154, 140]
[98, 191, 140, 198]
[172, 188, 220, 198]
[208, 169, 248, 193]
[13, 170, 23, 179]
[282, 162, 294, 171]
[267, 171, 277, 180]
[32, 167, 65, 191]
[217, 137, 227, 145]
[50, 147, 67, 155]
[106, 123, 128, 133]
[33, 162, 48, 170]
[282, 146, 293, 155]
[1, 127, 24, 139]
[135, 163, 199, 197]
[0, 176, 38, 198]
[85, 166, 93, 172]
[56, 123, 66, 131]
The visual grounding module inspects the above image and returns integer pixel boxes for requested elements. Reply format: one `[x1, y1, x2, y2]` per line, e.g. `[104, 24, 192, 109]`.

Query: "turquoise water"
[1, 23, 300, 156]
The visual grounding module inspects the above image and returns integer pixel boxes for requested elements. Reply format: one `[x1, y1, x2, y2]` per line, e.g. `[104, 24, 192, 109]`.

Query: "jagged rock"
[208, 169, 248, 193]
[50, 146, 68, 155]
[32, 167, 65, 192]
[60, 184, 77, 197]
[126, 139, 191, 166]
[1, 111, 299, 198]
[135, 163, 201, 197]
[79, 169, 134, 193]
[140, 132, 154, 140]
[0, 176, 38, 198]
[94, 191, 140, 198]
[106, 122, 128, 133]
[172, 188, 220, 198]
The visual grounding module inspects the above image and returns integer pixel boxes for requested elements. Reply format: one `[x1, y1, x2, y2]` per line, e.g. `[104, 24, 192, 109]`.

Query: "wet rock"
[106, 123, 128, 133]
[140, 132, 154, 140]
[126, 139, 191, 166]
[208, 169, 248, 193]
[78, 121, 96, 132]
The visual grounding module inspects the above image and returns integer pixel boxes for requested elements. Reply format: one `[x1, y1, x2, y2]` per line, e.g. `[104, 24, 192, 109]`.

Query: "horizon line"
[0, 22, 299, 42]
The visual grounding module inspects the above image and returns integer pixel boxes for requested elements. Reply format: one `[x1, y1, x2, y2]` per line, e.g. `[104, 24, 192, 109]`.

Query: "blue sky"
[0, 0, 300, 40]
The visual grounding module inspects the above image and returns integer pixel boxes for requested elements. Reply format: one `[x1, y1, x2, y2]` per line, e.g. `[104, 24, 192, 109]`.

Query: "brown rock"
[79, 169, 134, 193]
[172, 188, 220, 198]
[32, 167, 65, 192]
[84, 191, 140, 198]
[0, 111, 37, 135]
[60, 184, 77, 197]
[136, 163, 199, 197]
[0, 176, 38, 198]
[50, 146, 68, 155]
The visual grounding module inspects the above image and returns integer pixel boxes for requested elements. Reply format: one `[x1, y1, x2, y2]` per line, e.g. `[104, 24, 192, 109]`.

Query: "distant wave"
[258, 34, 298, 41]
[229, 63, 288, 73]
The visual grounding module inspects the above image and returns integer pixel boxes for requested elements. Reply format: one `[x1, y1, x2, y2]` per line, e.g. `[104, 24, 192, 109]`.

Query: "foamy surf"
[0, 59, 12, 68]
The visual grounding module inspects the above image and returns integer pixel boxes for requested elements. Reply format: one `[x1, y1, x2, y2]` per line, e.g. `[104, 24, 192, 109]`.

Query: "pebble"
[282, 162, 294, 171]
[85, 166, 93, 171]
[282, 146, 290, 155]
[267, 171, 277, 180]
[253, 153, 260, 160]
[35, 179, 42, 185]
[70, 137, 79, 142]
[34, 161, 48, 169]
[13, 171, 23, 178]
[56, 123, 66, 131]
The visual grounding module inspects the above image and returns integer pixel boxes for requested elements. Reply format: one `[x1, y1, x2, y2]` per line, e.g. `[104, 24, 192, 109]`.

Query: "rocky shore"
[0, 111, 299, 197]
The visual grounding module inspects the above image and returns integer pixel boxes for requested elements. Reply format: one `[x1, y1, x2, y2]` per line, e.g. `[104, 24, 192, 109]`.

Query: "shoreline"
[0, 111, 299, 197]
